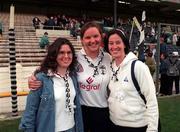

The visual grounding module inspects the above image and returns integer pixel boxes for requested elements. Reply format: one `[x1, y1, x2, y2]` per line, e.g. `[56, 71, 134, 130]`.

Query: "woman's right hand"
[28, 75, 42, 90]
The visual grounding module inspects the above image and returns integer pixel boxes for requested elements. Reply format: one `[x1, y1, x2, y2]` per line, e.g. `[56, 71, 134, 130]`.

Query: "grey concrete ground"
[0, 96, 26, 120]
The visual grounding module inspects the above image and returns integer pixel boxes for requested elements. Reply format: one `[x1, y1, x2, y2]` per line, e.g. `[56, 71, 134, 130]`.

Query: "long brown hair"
[35, 37, 77, 75]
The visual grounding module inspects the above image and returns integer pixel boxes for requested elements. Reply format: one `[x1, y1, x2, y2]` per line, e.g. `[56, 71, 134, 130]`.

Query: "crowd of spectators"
[101, 17, 180, 96]
[32, 14, 86, 38]
[32, 14, 180, 59]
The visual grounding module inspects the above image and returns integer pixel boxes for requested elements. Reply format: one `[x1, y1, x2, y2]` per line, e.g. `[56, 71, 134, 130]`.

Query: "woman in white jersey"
[77, 21, 111, 132]
[28, 21, 112, 132]
[20, 38, 84, 132]
[104, 29, 159, 132]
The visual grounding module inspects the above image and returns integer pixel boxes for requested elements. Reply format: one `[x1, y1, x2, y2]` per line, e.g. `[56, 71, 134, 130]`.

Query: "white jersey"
[76, 48, 111, 108]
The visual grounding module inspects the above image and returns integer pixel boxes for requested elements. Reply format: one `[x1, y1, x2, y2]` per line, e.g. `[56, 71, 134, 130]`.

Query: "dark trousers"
[160, 74, 169, 95]
[168, 76, 180, 95]
[110, 120, 147, 132]
[81, 105, 111, 132]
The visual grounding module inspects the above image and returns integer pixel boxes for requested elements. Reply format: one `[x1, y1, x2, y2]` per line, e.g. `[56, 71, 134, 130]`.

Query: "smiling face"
[108, 33, 126, 59]
[56, 44, 73, 69]
[81, 27, 102, 56]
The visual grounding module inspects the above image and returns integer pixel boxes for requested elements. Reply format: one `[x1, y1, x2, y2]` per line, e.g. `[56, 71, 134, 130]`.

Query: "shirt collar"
[80, 48, 104, 59]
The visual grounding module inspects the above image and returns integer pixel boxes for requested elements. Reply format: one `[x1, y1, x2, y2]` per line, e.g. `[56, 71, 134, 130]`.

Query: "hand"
[28, 75, 42, 90]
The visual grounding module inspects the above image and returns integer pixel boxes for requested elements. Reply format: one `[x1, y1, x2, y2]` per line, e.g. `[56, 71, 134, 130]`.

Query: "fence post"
[155, 23, 161, 93]
[9, 4, 18, 116]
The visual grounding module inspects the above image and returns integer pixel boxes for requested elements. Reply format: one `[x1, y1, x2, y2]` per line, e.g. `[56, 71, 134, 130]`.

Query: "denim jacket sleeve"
[19, 88, 42, 132]
[19, 73, 43, 132]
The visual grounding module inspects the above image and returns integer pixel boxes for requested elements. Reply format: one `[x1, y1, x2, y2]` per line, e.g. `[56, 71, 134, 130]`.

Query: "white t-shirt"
[76, 48, 111, 108]
[53, 74, 76, 132]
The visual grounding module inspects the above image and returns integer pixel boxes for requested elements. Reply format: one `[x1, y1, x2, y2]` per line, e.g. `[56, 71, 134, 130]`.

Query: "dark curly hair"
[104, 28, 130, 55]
[35, 37, 77, 75]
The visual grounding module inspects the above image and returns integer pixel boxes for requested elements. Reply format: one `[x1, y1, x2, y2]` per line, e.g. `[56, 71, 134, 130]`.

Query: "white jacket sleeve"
[135, 61, 159, 132]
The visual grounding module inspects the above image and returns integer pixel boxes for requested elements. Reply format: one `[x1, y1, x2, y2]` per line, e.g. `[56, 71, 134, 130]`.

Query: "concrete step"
[0, 52, 46, 57]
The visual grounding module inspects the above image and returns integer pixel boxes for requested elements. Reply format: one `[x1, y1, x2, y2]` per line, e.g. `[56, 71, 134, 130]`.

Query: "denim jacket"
[19, 72, 84, 132]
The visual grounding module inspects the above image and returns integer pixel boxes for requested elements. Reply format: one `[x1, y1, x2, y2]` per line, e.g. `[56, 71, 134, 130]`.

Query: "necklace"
[83, 51, 104, 77]
[110, 60, 120, 82]
[56, 71, 72, 113]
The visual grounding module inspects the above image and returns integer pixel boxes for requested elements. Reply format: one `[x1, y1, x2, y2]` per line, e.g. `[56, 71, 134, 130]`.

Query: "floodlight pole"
[114, 0, 117, 28]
